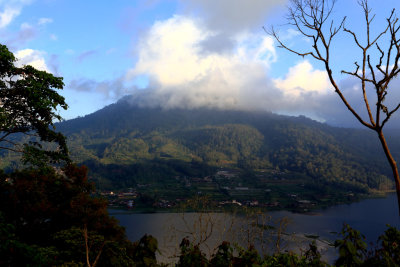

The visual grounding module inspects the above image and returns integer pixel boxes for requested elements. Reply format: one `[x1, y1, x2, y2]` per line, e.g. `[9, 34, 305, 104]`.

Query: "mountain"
[53, 97, 398, 189]
[2, 96, 399, 206]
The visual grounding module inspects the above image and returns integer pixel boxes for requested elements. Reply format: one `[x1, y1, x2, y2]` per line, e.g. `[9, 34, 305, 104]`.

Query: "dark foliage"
[0, 44, 69, 166]
[0, 165, 138, 266]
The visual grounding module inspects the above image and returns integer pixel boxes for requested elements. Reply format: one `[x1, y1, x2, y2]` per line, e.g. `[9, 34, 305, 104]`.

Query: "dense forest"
[47, 97, 400, 192]
[2, 95, 398, 196]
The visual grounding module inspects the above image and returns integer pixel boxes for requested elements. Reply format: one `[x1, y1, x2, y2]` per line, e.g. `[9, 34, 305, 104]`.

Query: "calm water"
[110, 193, 400, 263]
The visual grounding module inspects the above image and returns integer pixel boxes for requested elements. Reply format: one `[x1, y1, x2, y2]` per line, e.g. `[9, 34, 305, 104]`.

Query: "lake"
[110, 193, 400, 264]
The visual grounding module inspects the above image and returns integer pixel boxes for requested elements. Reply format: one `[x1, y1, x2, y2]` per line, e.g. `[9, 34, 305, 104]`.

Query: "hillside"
[2, 96, 400, 210]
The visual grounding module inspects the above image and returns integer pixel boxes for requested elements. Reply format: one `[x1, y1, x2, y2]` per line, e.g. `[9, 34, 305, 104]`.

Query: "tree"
[0, 165, 137, 266]
[270, 0, 400, 214]
[0, 44, 69, 165]
[0, 44, 140, 266]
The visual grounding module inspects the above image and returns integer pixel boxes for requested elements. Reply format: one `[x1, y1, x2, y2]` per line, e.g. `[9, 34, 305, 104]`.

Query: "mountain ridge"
[2, 97, 398, 197]
[51, 98, 396, 193]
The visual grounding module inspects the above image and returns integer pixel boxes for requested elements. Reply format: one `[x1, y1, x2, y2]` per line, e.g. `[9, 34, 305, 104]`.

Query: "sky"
[1, 0, 400, 127]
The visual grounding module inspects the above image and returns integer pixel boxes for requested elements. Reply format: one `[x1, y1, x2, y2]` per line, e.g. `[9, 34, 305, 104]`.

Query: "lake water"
[110, 193, 400, 264]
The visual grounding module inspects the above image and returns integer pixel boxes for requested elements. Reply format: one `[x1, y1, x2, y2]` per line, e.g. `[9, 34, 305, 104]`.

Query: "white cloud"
[0, 6, 20, 28]
[38, 17, 53, 25]
[126, 15, 279, 110]
[15, 49, 49, 72]
[0, 0, 32, 28]
[274, 60, 331, 97]
[129, 16, 210, 87]
[123, 14, 372, 127]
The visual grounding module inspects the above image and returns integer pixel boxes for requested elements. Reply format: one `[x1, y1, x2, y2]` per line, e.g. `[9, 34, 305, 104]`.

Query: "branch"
[327, 70, 374, 129]
[270, 0, 375, 130]
[382, 103, 400, 128]
[367, 55, 377, 84]
[84, 224, 91, 267]
[266, 26, 322, 60]
[343, 27, 364, 49]
[328, 17, 346, 46]
[375, 43, 386, 75]
[341, 63, 375, 84]
[0, 146, 23, 153]
[92, 242, 105, 267]
[368, 25, 390, 48]
[0, 131, 12, 142]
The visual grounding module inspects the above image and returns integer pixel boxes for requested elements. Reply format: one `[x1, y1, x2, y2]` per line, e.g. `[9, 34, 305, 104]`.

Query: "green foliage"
[234, 245, 263, 266]
[1, 166, 400, 267]
[0, 44, 69, 166]
[304, 241, 326, 267]
[168, 225, 400, 266]
[377, 225, 400, 265]
[131, 234, 159, 267]
[0, 164, 136, 266]
[210, 241, 234, 267]
[174, 238, 328, 267]
[0, 211, 60, 266]
[52, 226, 136, 267]
[335, 224, 367, 266]
[177, 238, 209, 267]
[364, 225, 400, 267]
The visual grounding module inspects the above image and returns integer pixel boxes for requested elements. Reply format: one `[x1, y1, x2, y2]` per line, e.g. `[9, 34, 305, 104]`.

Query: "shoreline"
[108, 191, 396, 215]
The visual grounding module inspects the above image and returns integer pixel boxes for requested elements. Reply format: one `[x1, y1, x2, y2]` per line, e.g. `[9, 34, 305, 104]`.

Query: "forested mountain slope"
[3, 96, 400, 193]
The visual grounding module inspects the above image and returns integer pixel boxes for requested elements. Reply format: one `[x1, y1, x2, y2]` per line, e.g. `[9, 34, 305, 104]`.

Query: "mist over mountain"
[2, 95, 398, 195]
[46, 96, 399, 192]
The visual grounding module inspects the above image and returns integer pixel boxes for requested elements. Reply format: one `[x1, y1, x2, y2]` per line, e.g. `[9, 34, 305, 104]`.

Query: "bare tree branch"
[270, 0, 400, 214]
[382, 103, 400, 128]
[0, 146, 23, 153]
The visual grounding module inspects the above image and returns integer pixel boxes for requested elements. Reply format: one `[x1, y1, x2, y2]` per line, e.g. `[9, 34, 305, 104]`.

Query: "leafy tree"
[334, 224, 367, 266]
[210, 241, 234, 267]
[270, 0, 400, 213]
[365, 225, 400, 266]
[131, 234, 159, 267]
[177, 237, 209, 267]
[0, 44, 69, 166]
[0, 165, 137, 266]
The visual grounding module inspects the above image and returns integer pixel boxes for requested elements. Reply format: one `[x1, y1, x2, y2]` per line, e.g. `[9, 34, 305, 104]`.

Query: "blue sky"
[2, 0, 400, 126]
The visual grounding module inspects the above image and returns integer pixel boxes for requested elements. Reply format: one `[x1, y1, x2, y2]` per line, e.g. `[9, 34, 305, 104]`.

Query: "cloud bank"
[126, 15, 281, 111]
[124, 15, 339, 120]
[60, 0, 399, 127]
[123, 13, 400, 127]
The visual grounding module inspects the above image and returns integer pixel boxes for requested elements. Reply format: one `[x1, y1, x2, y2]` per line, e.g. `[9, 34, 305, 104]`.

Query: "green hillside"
[2, 96, 399, 210]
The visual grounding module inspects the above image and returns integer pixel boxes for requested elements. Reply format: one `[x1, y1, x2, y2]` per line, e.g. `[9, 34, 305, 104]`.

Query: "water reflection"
[110, 193, 399, 264]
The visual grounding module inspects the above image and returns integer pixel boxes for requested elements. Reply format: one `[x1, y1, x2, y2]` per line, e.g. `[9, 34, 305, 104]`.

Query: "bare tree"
[269, 0, 400, 214]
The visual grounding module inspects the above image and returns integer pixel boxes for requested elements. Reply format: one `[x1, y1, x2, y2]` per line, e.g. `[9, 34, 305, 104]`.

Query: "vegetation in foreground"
[173, 223, 400, 267]
[0, 165, 399, 266]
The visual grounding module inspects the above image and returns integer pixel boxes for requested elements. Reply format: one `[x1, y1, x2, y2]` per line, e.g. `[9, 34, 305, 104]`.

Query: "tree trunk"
[377, 130, 400, 216]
